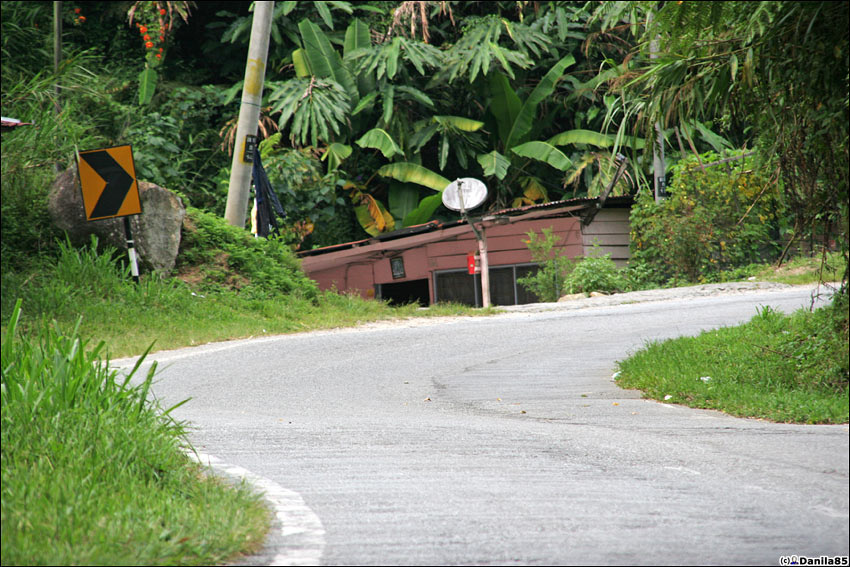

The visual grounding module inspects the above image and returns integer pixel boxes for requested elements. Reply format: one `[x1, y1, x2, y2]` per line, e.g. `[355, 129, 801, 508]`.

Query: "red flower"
[79, 15, 86, 22]
[74, 8, 81, 14]
[160, 8, 166, 15]
[145, 41, 154, 49]
[155, 53, 162, 59]
[143, 34, 150, 41]
[159, 35, 165, 41]
[139, 25, 147, 33]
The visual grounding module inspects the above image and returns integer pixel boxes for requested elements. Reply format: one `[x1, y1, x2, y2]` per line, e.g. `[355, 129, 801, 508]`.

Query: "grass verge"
[0, 235, 487, 359]
[1, 300, 270, 565]
[615, 296, 849, 424]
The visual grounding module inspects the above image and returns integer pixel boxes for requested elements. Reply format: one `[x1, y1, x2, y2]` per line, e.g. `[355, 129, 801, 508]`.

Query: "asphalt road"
[121, 284, 849, 566]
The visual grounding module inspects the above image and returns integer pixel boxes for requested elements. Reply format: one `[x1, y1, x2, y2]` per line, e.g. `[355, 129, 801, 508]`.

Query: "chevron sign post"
[77, 145, 141, 220]
[77, 145, 143, 282]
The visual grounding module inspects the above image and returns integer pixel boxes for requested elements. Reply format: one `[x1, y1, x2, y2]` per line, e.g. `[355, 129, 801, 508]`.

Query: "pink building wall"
[300, 214, 585, 302]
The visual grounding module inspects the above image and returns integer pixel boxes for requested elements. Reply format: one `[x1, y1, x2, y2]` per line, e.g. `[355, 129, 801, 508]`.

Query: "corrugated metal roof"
[297, 195, 633, 258]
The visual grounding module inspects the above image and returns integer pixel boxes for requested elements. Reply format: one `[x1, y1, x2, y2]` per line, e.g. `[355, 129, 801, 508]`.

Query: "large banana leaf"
[354, 196, 395, 236]
[511, 141, 573, 171]
[343, 18, 370, 57]
[377, 162, 450, 192]
[477, 150, 511, 179]
[432, 115, 485, 132]
[344, 18, 375, 97]
[355, 128, 403, 159]
[488, 73, 522, 147]
[548, 128, 646, 150]
[388, 183, 420, 224]
[504, 54, 575, 149]
[402, 193, 444, 227]
[298, 19, 359, 107]
[548, 129, 615, 148]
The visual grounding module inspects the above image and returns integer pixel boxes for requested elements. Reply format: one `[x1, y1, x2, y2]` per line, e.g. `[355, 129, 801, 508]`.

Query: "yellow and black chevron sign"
[77, 145, 142, 221]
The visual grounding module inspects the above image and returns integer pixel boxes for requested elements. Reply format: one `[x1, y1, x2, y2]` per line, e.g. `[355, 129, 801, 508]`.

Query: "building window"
[433, 264, 540, 307]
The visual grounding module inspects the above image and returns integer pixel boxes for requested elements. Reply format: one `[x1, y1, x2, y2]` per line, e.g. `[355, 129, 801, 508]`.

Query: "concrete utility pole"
[224, 1, 274, 228]
[647, 8, 666, 202]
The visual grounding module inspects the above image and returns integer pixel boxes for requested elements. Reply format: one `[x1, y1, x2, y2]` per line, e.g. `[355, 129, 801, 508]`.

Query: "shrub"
[630, 150, 787, 284]
[176, 207, 318, 299]
[517, 228, 575, 302]
[565, 249, 627, 294]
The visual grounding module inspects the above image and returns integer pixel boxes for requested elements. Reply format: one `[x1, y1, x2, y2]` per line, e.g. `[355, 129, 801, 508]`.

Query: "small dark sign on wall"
[390, 257, 405, 279]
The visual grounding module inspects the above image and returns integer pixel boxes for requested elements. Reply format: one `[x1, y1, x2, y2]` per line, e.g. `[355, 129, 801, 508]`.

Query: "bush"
[565, 249, 627, 294]
[176, 207, 319, 299]
[630, 150, 787, 284]
[128, 85, 234, 212]
[517, 227, 576, 302]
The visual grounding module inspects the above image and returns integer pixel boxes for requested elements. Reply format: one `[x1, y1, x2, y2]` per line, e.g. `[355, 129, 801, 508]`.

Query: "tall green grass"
[1, 234, 482, 358]
[1, 299, 270, 565]
[616, 298, 849, 424]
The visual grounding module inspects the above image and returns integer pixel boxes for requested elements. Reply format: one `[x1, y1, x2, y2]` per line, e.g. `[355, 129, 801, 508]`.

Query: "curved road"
[124, 285, 849, 566]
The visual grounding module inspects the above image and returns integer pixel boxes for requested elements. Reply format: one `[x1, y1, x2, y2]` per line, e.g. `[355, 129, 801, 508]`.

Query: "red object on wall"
[467, 253, 476, 274]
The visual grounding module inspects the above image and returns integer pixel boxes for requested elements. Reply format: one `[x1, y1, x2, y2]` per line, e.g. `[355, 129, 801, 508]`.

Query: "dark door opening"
[379, 279, 430, 306]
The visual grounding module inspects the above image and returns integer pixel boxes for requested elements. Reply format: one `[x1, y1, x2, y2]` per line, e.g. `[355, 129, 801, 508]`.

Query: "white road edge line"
[188, 452, 325, 567]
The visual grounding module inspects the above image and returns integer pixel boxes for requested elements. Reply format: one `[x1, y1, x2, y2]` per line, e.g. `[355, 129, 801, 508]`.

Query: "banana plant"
[375, 161, 451, 227]
[475, 54, 577, 206]
[548, 128, 644, 198]
[272, 17, 452, 235]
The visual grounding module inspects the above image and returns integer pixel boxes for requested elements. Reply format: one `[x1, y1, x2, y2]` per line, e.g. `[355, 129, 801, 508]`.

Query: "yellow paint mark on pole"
[244, 58, 265, 97]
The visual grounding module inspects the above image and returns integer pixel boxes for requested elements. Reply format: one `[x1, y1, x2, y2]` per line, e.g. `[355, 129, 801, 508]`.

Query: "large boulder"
[48, 166, 186, 273]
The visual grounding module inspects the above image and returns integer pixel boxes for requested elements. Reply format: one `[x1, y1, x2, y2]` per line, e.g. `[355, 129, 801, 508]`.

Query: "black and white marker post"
[123, 216, 140, 284]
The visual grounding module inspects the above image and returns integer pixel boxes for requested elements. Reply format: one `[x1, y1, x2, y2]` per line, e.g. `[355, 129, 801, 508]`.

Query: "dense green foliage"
[596, 0, 849, 289]
[1, 300, 270, 565]
[617, 299, 849, 424]
[630, 150, 786, 285]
